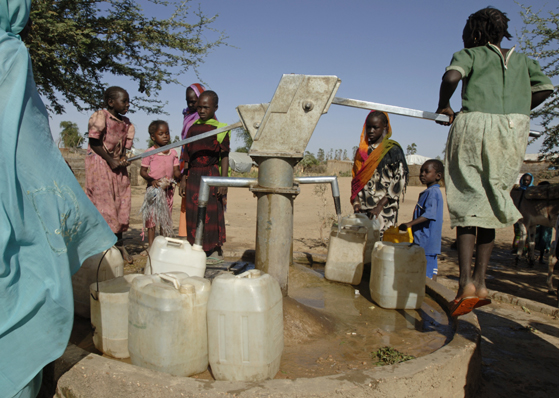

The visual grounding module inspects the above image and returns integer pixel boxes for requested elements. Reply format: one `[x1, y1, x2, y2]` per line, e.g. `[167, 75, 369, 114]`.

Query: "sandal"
[449, 297, 479, 317]
[473, 298, 491, 309]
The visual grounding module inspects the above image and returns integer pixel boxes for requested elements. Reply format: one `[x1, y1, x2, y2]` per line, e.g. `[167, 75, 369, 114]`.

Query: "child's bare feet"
[117, 245, 134, 264]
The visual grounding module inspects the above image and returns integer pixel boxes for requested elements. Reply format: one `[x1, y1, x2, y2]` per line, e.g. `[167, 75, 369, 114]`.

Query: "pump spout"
[194, 177, 257, 249]
[294, 176, 341, 217]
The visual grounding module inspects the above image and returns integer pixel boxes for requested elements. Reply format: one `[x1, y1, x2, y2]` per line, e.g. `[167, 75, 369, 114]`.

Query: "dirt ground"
[119, 177, 559, 396]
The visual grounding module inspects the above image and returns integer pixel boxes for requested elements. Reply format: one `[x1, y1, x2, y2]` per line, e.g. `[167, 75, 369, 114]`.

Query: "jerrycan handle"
[159, 273, 182, 290]
[165, 237, 185, 247]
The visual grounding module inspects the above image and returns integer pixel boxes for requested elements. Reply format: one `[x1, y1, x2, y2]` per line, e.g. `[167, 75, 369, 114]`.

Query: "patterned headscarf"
[350, 111, 400, 202]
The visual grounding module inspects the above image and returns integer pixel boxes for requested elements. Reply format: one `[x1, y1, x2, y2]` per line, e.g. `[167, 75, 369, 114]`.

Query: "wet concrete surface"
[70, 261, 453, 381]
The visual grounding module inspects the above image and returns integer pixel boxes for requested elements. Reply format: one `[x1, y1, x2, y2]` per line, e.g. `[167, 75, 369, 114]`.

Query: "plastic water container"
[89, 274, 142, 358]
[72, 247, 124, 318]
[370, 241, 426, 309]
[207, 269, 283, 382]
[128, 272, 211, 377]
[325, 221, 367, 285]
[382, 227, 413, 244]
[352, 214, 381, 264]
[145, 236, 206, 277]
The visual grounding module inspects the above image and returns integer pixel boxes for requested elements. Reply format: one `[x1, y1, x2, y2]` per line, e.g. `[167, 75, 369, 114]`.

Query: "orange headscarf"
[350, 111, 400, 202]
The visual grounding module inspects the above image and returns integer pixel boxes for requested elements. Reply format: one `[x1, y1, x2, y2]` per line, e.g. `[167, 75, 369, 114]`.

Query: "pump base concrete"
[54, 280, 481, 398]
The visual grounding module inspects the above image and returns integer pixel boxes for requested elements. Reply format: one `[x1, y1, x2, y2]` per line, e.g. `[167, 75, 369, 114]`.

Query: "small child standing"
[140, 120, 181, 250]
[86, 86, 135, 263]
[180, 90, 230, 258]
[435, 7, 553, 316]
[399, 160, 444, 281]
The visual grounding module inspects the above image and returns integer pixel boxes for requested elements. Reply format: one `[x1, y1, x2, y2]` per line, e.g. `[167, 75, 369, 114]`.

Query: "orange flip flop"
[473, 298, 491, 309]
[450, 297, 479, 317]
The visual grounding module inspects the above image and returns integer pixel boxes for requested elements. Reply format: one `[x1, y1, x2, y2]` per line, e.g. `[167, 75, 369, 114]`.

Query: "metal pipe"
[294, 176, 341, 216]
[253, 157, 297, 296]
[194, 177, 257, 249]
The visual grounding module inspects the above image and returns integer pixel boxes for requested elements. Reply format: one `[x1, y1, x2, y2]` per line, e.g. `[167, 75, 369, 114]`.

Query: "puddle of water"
[70, 260, 453, 381]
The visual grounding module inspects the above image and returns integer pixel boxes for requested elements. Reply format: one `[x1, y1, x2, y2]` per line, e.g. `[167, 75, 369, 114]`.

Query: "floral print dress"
[357, 145, 408, 235]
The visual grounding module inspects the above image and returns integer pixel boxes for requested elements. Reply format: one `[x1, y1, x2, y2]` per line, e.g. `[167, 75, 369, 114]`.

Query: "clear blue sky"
[48, 0, 556, 158]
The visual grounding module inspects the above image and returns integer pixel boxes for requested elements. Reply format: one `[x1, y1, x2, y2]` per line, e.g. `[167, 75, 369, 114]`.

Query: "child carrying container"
[399, 160, 444, 281]
[140, 120, 181, 251]
[435, 7, 553, 316]
[86, 86, 136, 263]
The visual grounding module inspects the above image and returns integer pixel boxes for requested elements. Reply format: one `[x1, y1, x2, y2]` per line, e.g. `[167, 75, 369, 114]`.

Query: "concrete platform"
[51, 278, 481, 397]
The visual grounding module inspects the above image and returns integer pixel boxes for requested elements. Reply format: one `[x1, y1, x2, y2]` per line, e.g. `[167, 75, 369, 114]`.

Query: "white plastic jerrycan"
[207, 269, 283, 382]
[325, 217, 367, 285]
[145, 236, 206, 277]
[128, 272, 211, 377]
[89, 274, 142, 358]
[72, 247, 124, 318]
[370, 241, 426, 310]
[343, 213, 381, 263]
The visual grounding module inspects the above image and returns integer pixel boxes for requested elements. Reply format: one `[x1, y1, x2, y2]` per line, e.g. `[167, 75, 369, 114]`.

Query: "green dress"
[444, 44, 554, 229]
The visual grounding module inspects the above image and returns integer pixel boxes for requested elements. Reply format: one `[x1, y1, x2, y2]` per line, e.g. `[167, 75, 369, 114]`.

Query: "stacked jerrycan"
[325, 214, 380, 285]
[72, 246, 124, 318]
[145, 236, 206, 277]
[90, 274, 142, 358]
[370, 241, 426, 310]
[207, 269, 283, 381]
[128, 272, 211, 377]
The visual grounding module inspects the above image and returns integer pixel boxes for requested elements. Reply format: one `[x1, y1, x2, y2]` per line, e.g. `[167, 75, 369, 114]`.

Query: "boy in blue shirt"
[399, 160, 444, 280]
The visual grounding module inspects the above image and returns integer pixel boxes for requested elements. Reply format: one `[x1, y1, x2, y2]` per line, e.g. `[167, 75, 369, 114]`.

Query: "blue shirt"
[412, 184, 444, 255]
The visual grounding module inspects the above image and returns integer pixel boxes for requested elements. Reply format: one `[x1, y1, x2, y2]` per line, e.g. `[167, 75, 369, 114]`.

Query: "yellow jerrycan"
[382, 226, 413, 244]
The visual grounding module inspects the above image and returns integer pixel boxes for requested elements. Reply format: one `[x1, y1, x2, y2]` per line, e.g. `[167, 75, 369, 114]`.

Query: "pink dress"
[141, 147, 179, 228]
[85, 109, 135, 233]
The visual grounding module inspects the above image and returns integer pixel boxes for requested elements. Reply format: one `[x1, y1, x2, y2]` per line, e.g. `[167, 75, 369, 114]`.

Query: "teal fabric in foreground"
[0, 1, 116, 397]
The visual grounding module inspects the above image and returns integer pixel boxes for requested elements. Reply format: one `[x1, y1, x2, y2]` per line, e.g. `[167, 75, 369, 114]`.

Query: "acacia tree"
[518, 4, 558, 160]
[26, 0, 226, 114]
[59, 121, 83, 148]
[406, 143, 417, 155]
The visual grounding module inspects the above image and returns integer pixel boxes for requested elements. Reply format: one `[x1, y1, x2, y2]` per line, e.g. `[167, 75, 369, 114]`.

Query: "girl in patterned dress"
[351, 111, 408, 236]
[435, 7, 553, 316]
[85, 86, 136, 263]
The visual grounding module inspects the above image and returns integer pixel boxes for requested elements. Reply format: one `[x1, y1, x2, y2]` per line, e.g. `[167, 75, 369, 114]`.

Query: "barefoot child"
[86, 86, 136, 263]
[180, 90, 230, 258]
[435, 7, 553, 316]
[399, 160, 444, 280]
[140, 121, 181, 250]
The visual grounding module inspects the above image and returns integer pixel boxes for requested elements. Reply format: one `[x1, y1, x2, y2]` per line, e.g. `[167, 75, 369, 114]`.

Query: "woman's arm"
[89, 138, 120, 169]
[435, 70, 462, 126]
[531, 90, 553, 109]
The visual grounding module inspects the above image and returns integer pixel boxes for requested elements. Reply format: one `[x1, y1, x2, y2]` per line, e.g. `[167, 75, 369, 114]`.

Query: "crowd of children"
[83, 84, 230, 261]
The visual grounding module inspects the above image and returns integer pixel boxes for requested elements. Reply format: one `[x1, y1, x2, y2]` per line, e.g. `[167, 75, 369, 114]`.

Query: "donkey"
[510, 185, 559, 293]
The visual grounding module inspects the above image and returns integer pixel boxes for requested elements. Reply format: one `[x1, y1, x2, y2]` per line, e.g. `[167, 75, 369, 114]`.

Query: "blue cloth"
[411, 184, 444, 255]
[0, 1, 116, 396]
[519, 173, 534, 190]
[426, 254, 438, 279]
